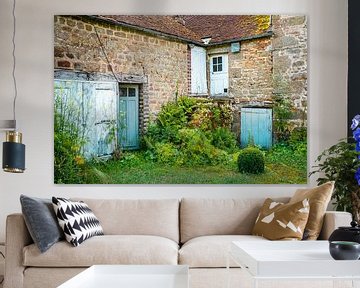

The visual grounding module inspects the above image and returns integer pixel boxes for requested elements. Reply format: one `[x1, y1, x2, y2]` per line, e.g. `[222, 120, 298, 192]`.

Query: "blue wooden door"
[240, 108, 272, 149]
[119, 85, 139, 149]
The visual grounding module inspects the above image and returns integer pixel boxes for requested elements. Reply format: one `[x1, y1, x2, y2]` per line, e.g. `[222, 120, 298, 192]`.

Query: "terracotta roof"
[93, 15, 272, 45]
[180, 15, 271, 44]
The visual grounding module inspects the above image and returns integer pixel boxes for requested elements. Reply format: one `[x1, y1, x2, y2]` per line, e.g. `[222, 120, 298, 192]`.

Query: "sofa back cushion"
[72, 198, 180, 243]
[180, 198, 289, 243]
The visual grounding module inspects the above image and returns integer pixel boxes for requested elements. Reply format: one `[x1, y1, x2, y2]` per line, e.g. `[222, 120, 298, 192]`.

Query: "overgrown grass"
[266, 142, 307, 171]
[81, 143, 307, 184]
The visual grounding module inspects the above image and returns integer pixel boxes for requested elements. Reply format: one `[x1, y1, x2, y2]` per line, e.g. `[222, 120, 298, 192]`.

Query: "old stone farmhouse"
[54, 15, 307, 156]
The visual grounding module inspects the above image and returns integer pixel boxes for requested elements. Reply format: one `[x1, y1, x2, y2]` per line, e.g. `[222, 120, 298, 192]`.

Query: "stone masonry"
[54, 15, 188, 130]
[272, 15, 307, 125]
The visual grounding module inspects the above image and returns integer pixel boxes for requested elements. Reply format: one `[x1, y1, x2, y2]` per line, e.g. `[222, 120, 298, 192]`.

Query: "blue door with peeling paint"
[240, 108, 272, 149]
[119, 85, 139, 149]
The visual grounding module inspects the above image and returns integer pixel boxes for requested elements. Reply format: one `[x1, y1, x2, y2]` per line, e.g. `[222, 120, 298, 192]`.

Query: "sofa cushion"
[20, 195, 64, 253]
[72, 199, 179, 243]
[252, 198, 310, 240]
[290, 181, 334, 240]
[23, 235, 178, 267]
[180, 198, 289, 243]
[52, 197, 104, 247]
[179, 235, 267, 268]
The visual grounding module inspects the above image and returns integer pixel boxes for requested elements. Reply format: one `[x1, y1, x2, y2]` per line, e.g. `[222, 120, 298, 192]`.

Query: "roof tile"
[95, 15, 271, 44]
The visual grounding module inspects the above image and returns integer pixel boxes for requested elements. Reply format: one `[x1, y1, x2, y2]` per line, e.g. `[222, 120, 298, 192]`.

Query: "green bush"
[210, 127, 237, 152]
[189, 101, 233, 131]
[154, 142, 179, 164]
[289, 127, 307, 146]
[143, 96, 237, 166]
[178, 128, 229, 166]
[237, 147, 265, 174]
[157, 101, 187, 129]
[54, 95, 86, 184]
[266, 141, 307, 170]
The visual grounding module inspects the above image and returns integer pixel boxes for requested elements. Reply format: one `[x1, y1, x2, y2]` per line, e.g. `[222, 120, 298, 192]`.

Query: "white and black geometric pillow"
[52, 197, 104, 247]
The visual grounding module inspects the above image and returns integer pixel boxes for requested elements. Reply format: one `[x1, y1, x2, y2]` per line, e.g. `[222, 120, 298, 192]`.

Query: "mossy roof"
[94, 15, 272, 45]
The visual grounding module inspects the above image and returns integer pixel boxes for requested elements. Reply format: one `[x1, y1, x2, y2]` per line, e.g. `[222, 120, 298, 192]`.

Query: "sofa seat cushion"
[23, 235, 179, 267]
[179, 235, 267, 268]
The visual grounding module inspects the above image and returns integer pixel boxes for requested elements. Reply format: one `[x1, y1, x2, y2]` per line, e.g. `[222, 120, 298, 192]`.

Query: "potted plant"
[310, 115, 360, 222]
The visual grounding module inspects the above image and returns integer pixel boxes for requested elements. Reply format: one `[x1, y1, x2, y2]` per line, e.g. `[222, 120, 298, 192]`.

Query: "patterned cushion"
[52, 197, 104, 246]
[252, 198, 310, 240]
[290, 181, 334, 240]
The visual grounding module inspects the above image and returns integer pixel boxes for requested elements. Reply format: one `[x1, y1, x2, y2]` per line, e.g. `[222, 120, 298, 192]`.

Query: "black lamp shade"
[3, 141, 25, 173]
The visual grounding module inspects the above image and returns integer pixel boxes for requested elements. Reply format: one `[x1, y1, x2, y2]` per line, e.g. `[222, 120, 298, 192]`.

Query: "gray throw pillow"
[20, 195, 64, 253]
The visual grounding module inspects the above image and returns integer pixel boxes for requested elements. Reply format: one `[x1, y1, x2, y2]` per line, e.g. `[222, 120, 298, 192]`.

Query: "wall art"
[54, 15, 307, 184]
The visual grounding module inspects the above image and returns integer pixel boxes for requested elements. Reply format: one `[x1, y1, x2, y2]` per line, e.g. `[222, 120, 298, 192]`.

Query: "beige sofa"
[4, 198, 352, 288]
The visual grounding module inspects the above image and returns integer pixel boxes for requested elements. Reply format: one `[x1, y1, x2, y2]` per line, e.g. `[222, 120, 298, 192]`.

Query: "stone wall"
[54, 16, 188, 128]
[228, 38, 273, 104]
[272, 15, 308, 125]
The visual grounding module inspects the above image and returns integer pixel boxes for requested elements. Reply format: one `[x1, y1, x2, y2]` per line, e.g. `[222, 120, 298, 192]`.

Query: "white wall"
[0, 0, 348, 242]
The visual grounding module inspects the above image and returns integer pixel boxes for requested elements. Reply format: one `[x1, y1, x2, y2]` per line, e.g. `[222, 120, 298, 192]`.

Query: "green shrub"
[189, 101, 233, 131]
[266, 142, 307, 170]
[54, 95, 86, 184]
[143, 96, 237, 166]
[178, 128, 229, 165]
[210, 127, 238, 152]
[237, 147, 265, 174]
[289, 127, 307, 146]
[157, 101, 187, 129]
[154, 142, 179, 164]
[144, 122, 180, 146]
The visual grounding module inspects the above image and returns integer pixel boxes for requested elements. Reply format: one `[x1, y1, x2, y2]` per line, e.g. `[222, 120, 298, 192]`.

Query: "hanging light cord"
[11, 0, 18, 125]
[93, 25, 119, 83]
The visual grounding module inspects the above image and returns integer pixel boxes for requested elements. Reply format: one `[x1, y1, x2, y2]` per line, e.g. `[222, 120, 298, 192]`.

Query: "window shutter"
[191, 46, 207, 94]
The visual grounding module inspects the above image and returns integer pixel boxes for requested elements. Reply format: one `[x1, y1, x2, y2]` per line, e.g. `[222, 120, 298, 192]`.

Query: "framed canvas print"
[54, 15, 307, 184]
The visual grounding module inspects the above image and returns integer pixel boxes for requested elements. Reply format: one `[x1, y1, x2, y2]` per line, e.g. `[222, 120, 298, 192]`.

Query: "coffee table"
[58, 265, 189, 288]
[228, 241, 360, 288]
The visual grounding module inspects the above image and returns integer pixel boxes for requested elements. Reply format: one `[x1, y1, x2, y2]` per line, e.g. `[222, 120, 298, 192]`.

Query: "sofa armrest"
[318, 211, 352, 240]
[4, 213, 33, 288]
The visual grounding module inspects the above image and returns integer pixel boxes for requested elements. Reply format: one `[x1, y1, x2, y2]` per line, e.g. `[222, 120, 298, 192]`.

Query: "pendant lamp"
[1, 0, 26, 173]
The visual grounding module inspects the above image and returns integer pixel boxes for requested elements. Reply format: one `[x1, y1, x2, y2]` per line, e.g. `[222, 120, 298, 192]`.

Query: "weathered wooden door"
[119, 85, 139, 149]
[210, 54, 228, 96]
[54, 79, 118, 158]
[93, 83, 117, 156]
[241, 108, 272, 149]
[191, 46, 207, 94]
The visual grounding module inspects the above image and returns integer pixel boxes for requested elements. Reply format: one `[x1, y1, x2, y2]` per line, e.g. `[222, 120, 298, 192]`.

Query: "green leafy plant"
[210, 127, 237, 153]
[237, 147, 265, 174]
[266, 141, 307, 171]
[289, 127, 307, 146]
[143, 96, 236, 166]
[272, 74, 297, 142]
[178, 128, 229, 166]
[272, 94, 294, 142]
[154, 142, 180, 164]
[310, 139, 360, 220]
[54, 92, 87, 184]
